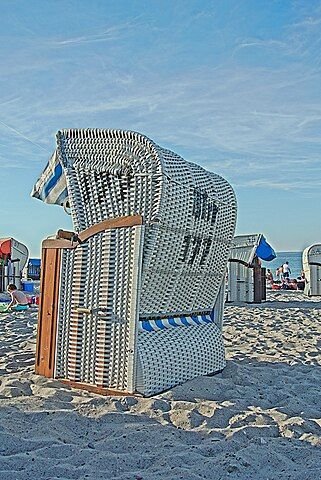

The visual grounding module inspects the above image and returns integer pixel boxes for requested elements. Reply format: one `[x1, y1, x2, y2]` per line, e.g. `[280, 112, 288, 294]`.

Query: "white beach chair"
[227, 234, 275, 303]
[302, 244, 321, 296]
[32, 129, 237, 396]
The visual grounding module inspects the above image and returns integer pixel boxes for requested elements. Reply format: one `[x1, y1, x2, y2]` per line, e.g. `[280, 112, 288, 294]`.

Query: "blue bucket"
[22, 282, 34, 293]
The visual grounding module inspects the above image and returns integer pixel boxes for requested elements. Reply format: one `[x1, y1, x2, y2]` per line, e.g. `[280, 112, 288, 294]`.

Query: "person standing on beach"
[282, 261, 291, 279]
[276, 265, 283, 280]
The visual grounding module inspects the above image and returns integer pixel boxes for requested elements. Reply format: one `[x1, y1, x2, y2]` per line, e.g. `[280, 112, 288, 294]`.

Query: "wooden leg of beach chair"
[35, 247, 62, 377]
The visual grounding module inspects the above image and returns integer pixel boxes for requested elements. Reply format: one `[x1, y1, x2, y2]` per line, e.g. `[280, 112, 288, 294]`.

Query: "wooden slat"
[42, 215, 143, 250]
[36, 215, 143, 381]
[253, 265, 262, 303]
[35, 247, 61, 377]
[261, 267, 266, 301]
[42, 238, 77, 250]
[78, 215, 143, 242]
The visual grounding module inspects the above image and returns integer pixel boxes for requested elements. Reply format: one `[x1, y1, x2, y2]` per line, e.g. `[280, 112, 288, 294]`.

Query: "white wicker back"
[56, 129, 236, 316]
[227, 234, 261, 303]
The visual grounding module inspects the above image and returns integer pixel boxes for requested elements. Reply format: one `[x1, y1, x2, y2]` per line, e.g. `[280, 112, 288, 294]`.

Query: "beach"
[0, 291, 320, 479]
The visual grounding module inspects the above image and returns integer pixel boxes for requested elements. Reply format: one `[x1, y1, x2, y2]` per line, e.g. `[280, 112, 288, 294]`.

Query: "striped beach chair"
[32, 129, 237, 396]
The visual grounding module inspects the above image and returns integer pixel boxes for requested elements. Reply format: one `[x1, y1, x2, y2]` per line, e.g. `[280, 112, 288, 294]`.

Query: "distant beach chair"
[26, 258, 41, 281]
[227, 234, 276, 303]
[302, 244, 321, 296]
[0, 238, 29, 291]
[31, 129, 236, 396]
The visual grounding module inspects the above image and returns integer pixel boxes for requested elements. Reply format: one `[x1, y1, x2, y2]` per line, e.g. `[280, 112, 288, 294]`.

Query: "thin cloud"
[0, 96, 22, 107]
[235, 179, 321, 191]
[0, 120, 48, 152]
[291, 16, 321, 28]
[50, 17, 144, 47]
[233, 38, 287, 55]
[51, 32, 119, 46]
[0, 161, 31, 169]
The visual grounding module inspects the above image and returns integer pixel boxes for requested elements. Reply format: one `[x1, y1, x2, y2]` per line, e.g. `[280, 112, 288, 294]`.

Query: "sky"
[1, 0, 321, 257]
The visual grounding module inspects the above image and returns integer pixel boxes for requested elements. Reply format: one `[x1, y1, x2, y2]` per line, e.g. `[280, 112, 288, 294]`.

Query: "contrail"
[0, 119, 48, 152]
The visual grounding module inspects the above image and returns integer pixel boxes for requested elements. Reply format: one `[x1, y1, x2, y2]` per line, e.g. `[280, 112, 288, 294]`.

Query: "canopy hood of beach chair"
[255, 236, 276, 261]
[31, 150, 68, 209]
[230, 234, 276, 264]
[0, 238, 11, 256]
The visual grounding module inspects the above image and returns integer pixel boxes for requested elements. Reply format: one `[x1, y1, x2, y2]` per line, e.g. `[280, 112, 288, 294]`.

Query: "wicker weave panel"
[55, 225, 143, 392]
[55, 129, 237, 319]
[136, 322, 225, 396]
[227, 262, 254, 303]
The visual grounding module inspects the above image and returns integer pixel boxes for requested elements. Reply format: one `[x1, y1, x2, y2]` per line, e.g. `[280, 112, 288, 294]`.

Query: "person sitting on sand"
[281, 277, 290, 290]
[290, 278, 298, 290]
[297, 276, 305, 291]
[6, 284, 29, 311]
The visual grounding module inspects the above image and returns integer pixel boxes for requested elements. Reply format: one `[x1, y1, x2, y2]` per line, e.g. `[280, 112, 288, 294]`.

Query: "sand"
[0, 290, 320, 479]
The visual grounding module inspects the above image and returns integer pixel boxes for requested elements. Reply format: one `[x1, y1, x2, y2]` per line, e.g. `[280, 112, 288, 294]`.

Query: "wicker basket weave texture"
[56, 129, 237, 318]
[56, 227, 143, 391]
[136, 323, 226, 396]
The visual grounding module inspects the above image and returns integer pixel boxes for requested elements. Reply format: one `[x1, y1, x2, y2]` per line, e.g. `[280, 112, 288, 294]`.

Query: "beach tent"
[0, 238, 29, 291]
[31, 128, 237, 396]
[302, 244, 321, 296]
[227, 234, 276, 303]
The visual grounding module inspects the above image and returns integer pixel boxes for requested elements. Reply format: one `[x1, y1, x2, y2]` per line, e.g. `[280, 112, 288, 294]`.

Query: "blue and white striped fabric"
[31, 150, 68, 206]
[139, 313, 214, 332]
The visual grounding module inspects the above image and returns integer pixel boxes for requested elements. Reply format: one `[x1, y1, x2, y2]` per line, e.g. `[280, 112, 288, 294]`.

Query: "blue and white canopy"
[255, 235, 276, 261]
[31, 151, 68, 207]
[230, 234, 276, 264]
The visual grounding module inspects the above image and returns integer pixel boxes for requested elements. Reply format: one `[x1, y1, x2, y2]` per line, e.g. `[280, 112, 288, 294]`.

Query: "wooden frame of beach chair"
[302, 244, 321, 296]
[35, 215, 143, 392]
[33, 129, 237, 396]
[227, 234, 266, 303]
